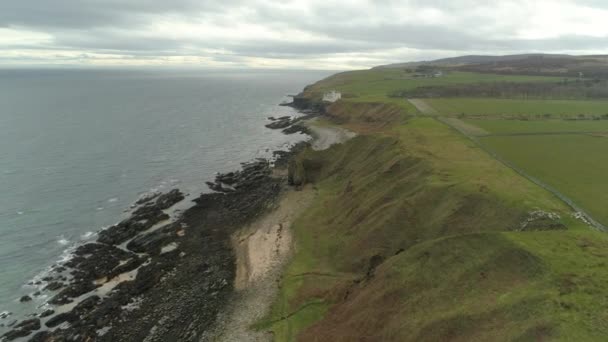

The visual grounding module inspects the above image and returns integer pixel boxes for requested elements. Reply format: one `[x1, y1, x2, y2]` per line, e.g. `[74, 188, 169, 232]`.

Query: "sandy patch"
[206, 187, 316, 342]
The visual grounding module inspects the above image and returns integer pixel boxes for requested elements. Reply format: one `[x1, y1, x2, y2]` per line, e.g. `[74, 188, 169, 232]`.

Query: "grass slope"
[260, 68, 608, 341]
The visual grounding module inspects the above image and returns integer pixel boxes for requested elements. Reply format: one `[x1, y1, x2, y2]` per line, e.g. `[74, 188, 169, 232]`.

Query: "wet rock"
[45, 312, 77, 328]
[43, 281, 63, 291]
[15, 318, 40, 332]
[1, 318, 40, 341]
[2, 328, 31, 340]
[205, 181, 236, 193]
[39, 310, 54, 318]
[20, 295, 32, 303]
[216, 172, 238, 185]
[268, 115, 290, 121]
[99, 189, 182, 246]
[265, 118, 292, 129]
[108, 257, 143, 279]
[98, 207, 169, 246]
[127, 223, 180, 254]
[67, 243, 136, 280]
[206, 160, 272, 194]
[73, 295, 100, 314]
[282, 122, 310, 135]
[29, 330, 51, 342]
[135, 191, 161, 206]
[154, 189, 184, 210]
[0, 312, 11, 319]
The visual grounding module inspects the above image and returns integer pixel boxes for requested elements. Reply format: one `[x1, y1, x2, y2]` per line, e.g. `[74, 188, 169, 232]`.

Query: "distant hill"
[374, 54, 608, 78]
[374, 54, 577, 69]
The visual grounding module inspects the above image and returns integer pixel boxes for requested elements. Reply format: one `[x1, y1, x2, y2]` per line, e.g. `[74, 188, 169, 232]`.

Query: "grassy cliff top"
[262, 67, 608, 341]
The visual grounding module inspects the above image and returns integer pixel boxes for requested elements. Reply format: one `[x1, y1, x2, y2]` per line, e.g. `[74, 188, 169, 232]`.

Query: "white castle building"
[322, 90, 342, 103]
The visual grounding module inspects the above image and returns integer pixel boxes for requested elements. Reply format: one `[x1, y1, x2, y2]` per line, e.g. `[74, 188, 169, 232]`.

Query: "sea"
[0, 68, 331, 329]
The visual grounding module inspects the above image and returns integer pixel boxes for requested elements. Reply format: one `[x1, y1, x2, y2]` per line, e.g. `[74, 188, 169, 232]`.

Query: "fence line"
[435, 116, 607, 232]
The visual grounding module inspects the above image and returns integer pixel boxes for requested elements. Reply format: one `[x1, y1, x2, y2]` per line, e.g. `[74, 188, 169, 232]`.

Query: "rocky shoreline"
[0, 99, 323, 342]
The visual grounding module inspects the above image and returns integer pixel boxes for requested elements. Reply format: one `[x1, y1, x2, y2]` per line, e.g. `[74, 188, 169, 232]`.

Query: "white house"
[323, 90, 342, 102]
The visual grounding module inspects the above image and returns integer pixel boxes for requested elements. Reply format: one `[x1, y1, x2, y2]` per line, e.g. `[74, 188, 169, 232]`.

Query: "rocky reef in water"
[1, 137, 308, 342]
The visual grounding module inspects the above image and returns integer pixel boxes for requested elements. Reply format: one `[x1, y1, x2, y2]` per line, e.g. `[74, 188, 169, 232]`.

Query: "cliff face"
[291, 95, 326, 113]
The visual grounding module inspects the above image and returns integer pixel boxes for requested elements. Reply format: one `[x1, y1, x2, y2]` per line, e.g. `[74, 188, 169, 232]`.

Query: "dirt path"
[440, 117, 490, 136]
[204, 187, 316, 342]
[408, 98, 439, 115]
[306, 120, 356, 151]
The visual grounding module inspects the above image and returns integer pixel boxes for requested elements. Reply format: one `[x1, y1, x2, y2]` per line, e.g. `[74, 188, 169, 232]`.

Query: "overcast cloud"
[2, 0, 608, 69]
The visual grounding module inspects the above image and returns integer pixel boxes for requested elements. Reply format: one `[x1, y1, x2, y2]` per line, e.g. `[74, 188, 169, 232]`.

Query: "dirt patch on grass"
[326, 101, 404, 126]
[306, 120, 357, 151]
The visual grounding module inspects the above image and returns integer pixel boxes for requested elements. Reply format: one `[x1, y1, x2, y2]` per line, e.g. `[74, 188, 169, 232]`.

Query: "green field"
[305, 71, 561, 113]
[429, 98, 608, 118]
[464, 118, 608, 134]
[480, 133, 608, 226]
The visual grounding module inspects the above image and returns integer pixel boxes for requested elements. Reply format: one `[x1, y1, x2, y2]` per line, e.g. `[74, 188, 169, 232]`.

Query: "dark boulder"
[39, 309, 54, 318]
[98, 207, 169, 245]
[154, 189, 184, 210]
[265, 118, 292, 129]
[19, 295, 32, 303]
[134, 191, 161, 206]
[1, 318, 40, 341]
[126, 223, 180, 254]
[282, 123, 310, 135]
[29, 330, 51, 342]
[43, 281, 63, 291]
[45, 312, 77, 328]
[15, 318, 40, 331]
[73, 295, 100, 315]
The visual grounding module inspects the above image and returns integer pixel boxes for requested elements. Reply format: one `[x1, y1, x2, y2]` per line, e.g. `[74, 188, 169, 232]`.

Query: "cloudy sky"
[2, 0, 608, 69]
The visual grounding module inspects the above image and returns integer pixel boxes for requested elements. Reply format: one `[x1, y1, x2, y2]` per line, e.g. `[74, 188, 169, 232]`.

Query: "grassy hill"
[373, 53, 608, 78]
[260, 65, 608, 341]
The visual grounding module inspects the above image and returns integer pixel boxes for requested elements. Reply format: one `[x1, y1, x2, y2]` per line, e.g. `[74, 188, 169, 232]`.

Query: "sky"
[2, 0, 608, 69]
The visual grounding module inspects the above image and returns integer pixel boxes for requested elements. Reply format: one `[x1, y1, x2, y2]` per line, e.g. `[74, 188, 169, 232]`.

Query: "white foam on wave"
[80, 231, 96, 240]
[96, 207, 104, 211]
[17, 211, 24, 215]
[107, 198, 118, 203]
[57, 236, 70, 246]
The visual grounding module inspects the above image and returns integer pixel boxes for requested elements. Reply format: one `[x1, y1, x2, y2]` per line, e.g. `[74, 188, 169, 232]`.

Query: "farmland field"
[306, 71, 562, 113]
[464, 118, 608, 134]
[479, 132, 608, 226]
[428, 98, 608, 118]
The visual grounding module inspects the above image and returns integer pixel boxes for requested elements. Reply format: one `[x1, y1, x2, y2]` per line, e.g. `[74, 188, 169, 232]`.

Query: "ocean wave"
[80, 231, 97, 240]
[107, 197, 118, 203]
[57, 236, 70, 246]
